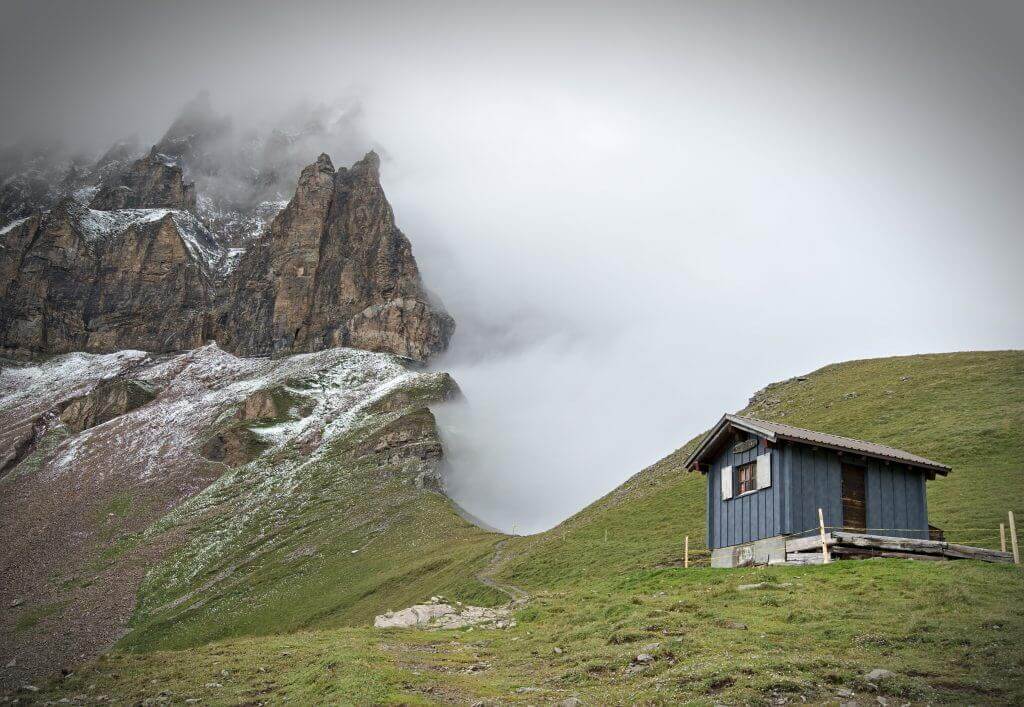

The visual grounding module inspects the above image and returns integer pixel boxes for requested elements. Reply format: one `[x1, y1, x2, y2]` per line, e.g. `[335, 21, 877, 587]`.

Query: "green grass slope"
[122, 371, 507, 653]
[499, 350, 1024, 589]
[37, 561, 1024, 704]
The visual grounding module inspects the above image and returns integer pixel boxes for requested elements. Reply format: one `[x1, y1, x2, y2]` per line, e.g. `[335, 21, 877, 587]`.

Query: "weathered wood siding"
[707, 435, 930, 549]
[706, 431, 784, 549]
[785, 443, 928, 540]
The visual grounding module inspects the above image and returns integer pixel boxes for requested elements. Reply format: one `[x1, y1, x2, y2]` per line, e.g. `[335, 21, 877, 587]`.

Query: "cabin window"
[735, 462, 756, 495]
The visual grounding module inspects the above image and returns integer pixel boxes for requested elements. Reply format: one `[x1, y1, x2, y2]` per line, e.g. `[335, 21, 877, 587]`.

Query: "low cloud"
[2, 0, 1022, 533]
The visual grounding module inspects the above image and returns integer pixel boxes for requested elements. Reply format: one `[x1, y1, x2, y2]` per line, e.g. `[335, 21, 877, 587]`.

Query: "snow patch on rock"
[0, 349, 148, 417]
[1, 344, 430, 489]
[74, 207, 224, 273]
[0, 216, 29, 236]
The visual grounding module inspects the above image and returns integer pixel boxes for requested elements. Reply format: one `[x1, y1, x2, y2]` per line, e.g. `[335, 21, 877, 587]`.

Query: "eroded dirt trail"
[476, 539, 530, 604]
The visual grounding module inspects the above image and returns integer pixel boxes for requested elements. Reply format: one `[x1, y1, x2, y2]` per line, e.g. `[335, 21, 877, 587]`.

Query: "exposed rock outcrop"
[0, 200, 217, 357]
[59, 379, 156, 433]
[354, 408, 446, 489]
[200, 426, 268, 467]
[236, 389, 286, 422]
[216, 152, 454, 360]
[374, 597, 515, 629]
[89, 150, 196, 211]
[0, 153, 453, 362]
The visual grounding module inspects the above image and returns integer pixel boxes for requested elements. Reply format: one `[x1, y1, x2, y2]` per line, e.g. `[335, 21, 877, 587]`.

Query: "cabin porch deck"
[782, 531, 1014, 565]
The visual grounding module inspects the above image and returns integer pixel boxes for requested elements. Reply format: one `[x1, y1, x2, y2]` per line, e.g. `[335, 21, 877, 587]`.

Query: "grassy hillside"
[498, 350, 1024, 589]
[122, 371, 507, 652]
[34, 561, 1024, 704]
[26, 350, 1024, 705]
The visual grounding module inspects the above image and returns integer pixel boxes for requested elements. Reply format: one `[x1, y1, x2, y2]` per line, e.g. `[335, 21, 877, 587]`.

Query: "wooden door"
[841, 464, 867, 532]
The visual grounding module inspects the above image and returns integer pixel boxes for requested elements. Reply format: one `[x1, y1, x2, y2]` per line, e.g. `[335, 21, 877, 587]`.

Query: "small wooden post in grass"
[818, 508, 830, 564]
[1010, 511, 1020, 565]
[684, 535, 689, 568]
[1001, 524, 1007, 553]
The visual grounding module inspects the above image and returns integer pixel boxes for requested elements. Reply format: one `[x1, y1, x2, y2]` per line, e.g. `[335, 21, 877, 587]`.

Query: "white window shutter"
[721, 466, 733, 500]
[756, 453, 772, 489]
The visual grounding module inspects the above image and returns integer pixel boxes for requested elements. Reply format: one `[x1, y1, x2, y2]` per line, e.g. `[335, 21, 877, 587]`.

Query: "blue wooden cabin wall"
[706, 431, 930, 549]
[706, 431, 784, 549]
[785, 443, 929, 541]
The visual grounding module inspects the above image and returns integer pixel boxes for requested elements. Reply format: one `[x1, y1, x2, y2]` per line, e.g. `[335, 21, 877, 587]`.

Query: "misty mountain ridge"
[1, 92, 368, 250]
[0, 94, 452, 362]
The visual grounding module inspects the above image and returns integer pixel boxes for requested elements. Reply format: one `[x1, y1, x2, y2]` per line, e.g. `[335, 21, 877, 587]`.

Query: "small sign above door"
[732, 439, 757, 455]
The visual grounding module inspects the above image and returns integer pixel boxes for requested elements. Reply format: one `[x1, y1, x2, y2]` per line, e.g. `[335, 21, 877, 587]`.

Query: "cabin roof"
[684, 414, 951, 476]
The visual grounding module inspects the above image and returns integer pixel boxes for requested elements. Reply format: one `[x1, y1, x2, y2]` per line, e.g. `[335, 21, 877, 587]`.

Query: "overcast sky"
[3, 1, 1022, 532]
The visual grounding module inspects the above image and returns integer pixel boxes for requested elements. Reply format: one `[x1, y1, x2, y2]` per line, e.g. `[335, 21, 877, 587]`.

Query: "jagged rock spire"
[217, 151, 454, 360]
[89, 150, 196, 211]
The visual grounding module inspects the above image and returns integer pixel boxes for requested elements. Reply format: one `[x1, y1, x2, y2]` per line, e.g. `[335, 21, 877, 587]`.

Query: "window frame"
[734, 461, 757, 495]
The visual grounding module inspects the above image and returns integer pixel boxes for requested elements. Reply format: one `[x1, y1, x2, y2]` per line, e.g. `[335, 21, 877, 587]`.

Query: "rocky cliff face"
[0, 151, 452, 361]
[0, 200, 217, 357]
[217, 152, 454, 360]
[89, 150, 196, 211]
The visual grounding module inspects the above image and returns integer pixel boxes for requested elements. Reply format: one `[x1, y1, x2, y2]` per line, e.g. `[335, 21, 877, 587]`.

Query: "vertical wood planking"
[710, 464, 718, 548]
[907, 468, 917, 536]
[868, 465, 884, 532]
[909, 469, 917, 534]
[776, 444, 787, 534]
[786, 443, 799, 533]
[809, 448, 820, 530]
[812, 449, 823, 529]
[717, 463, 725, 548]
[878, 462, 888, 532]
[921, 472, 930, 538]
[880, 464, 894, 534]
[922, 473, 930, 537]
[706, 463, 714, 548]
[828, 453, 842, 530]
[802, 447, 814, 533]
[893, 465, 908, 535]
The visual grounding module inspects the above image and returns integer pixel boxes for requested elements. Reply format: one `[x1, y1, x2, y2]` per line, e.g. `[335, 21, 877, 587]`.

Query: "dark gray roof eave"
[684, 413, 951, 476]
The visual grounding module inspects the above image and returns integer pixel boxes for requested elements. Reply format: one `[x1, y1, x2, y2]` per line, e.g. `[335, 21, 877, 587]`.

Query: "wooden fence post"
[818, 508, 830, 564]
[1010, 512, 1020, 565]
[684, 535, 689, 568]
[1000, 524, 1007, 553]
